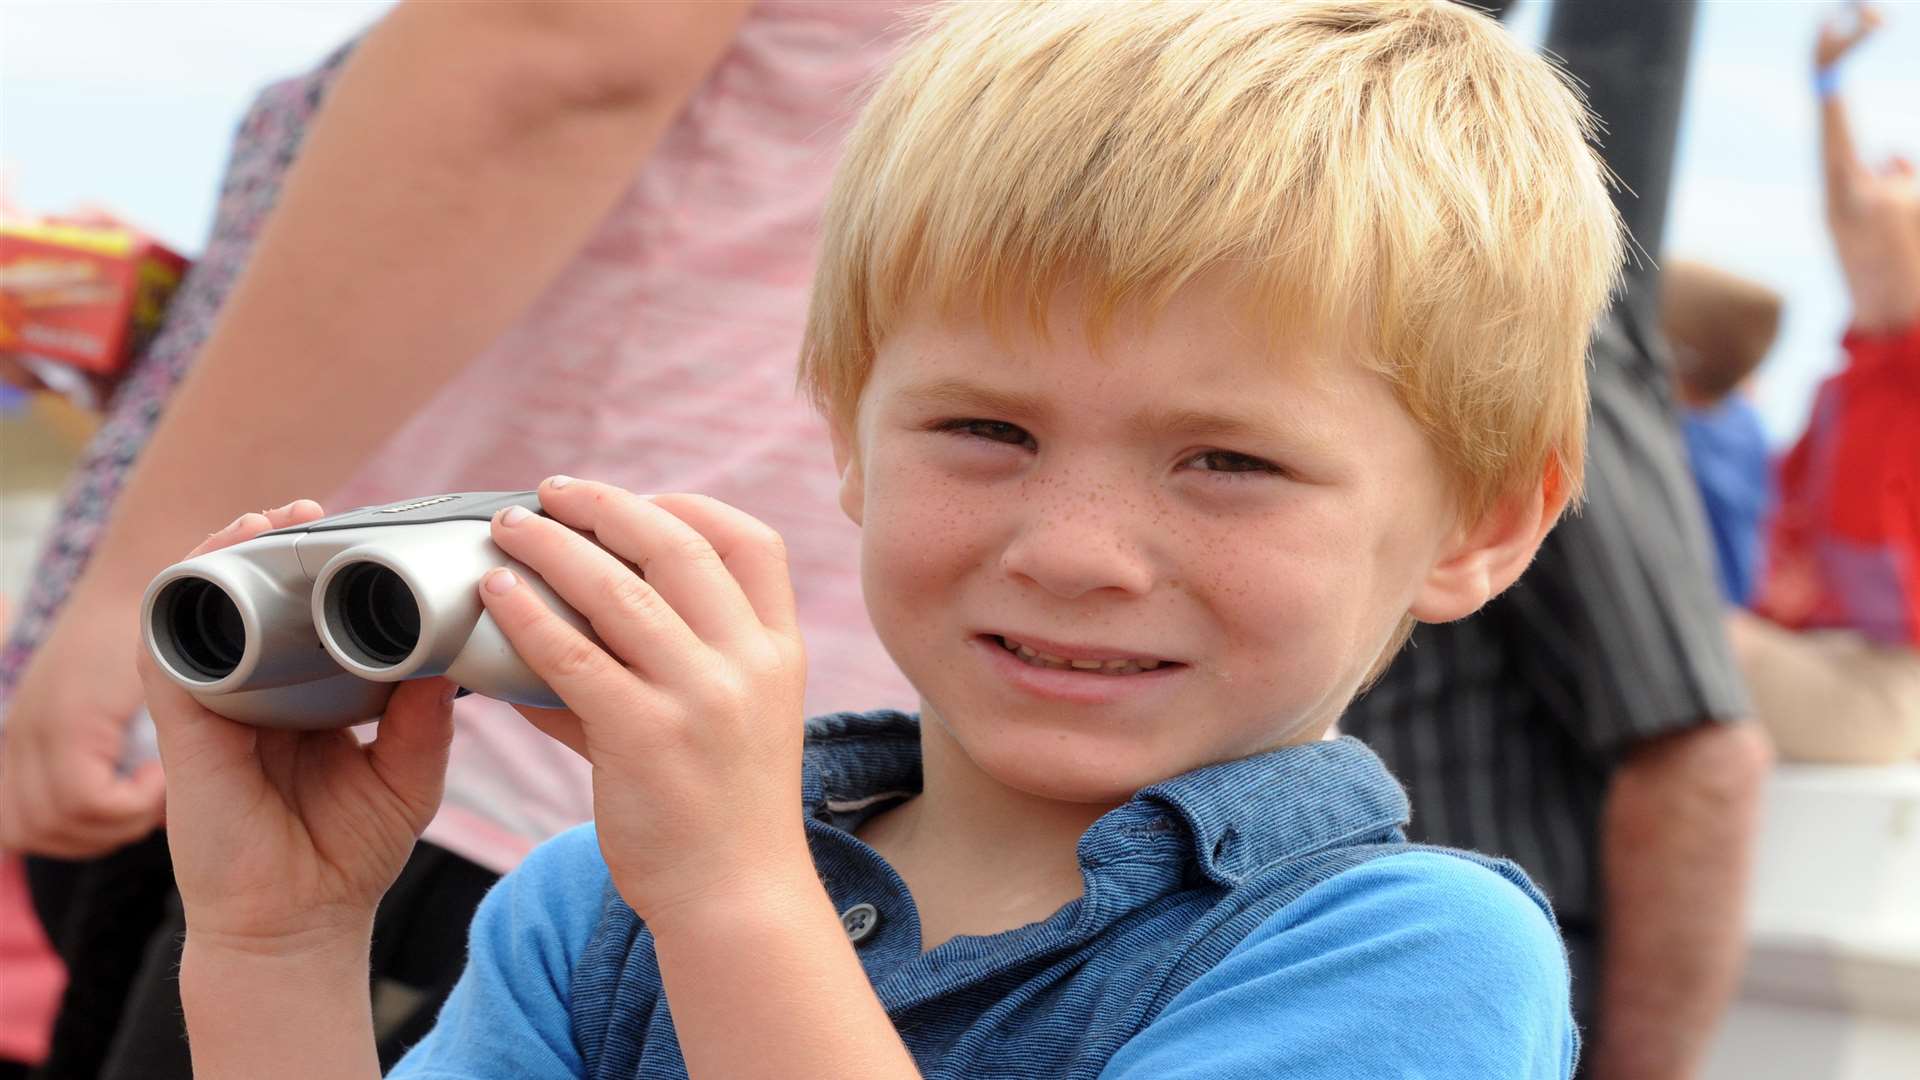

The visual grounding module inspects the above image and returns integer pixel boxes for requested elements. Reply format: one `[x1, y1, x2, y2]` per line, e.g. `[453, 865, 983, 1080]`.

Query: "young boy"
[138, 2, 1622, 1076]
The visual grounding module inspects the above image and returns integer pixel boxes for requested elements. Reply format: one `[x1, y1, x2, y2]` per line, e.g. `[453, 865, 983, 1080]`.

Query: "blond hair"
[800, 0, 1623, 519]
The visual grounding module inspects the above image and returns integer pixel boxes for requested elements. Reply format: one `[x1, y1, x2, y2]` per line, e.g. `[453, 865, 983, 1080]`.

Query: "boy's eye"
[935, 418, 1037, 450]
[1184, 449, 1284, 477]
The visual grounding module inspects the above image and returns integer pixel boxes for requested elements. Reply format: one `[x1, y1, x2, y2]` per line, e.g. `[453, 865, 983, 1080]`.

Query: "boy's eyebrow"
[1141, 405, 1289, 443]
[894, 378, 1053, 421]
[1140, 402, 1340, 453]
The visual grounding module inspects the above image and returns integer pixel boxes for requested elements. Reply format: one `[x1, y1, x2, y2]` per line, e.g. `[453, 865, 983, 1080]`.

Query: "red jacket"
[1758, 322, 1920, 645]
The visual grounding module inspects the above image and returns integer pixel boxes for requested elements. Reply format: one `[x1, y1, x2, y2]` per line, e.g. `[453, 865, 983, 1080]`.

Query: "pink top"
[326, 1, 926, 872]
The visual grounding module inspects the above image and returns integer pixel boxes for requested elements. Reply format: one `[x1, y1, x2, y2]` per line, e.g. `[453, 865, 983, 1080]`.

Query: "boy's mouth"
[988, 634, 1174, 676]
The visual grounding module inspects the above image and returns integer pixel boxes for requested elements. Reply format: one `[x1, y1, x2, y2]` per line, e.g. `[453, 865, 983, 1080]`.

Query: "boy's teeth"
[998, 636, 1164, 675]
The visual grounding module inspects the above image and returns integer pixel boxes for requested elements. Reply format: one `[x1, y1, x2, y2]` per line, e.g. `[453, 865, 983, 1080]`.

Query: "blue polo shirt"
[393, 711, 1575, 1078]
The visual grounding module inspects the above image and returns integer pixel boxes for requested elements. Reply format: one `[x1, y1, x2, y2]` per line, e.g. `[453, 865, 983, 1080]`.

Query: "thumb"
[365, 678, 457, 824]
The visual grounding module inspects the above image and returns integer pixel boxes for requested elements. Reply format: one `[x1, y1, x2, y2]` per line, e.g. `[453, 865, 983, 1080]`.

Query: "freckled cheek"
[1223, 579, 1338, 672]
[861, 462, 1003, 588]
[1196, 534, 1357, 678]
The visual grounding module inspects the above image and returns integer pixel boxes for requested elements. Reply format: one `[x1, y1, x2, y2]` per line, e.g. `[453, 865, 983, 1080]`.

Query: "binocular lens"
[333, 563, 421, 667]
[161, 579, 246, 680]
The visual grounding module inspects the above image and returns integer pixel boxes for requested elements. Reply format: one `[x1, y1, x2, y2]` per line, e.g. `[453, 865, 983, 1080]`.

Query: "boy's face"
[834, 283, 1537, 806]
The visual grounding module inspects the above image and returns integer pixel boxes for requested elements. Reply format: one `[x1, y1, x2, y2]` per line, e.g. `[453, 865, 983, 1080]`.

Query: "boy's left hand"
[480, 479, 813, 923]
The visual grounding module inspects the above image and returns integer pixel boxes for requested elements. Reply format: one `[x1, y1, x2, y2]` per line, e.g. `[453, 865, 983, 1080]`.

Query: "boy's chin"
[994, 760, 1153, 807]
[956, 724, 1199, 806]
[962, 713, 1340, 804]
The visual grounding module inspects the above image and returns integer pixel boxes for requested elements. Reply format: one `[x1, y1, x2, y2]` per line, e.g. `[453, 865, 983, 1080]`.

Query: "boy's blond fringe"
[800, 0, 1624, 523]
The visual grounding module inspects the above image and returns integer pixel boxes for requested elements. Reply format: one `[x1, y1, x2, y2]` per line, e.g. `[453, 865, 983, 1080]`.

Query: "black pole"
[1543, 0, 1699, 294]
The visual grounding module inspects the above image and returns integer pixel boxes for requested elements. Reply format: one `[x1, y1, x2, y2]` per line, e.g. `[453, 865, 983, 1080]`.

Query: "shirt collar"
[802, 710, 924, 829]
[800, 711, 1409, 887]
[1102, 736, 1410, 886]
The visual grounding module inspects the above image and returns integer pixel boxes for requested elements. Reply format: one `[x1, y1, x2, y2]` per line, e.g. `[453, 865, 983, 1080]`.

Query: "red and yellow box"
[0, 219, 189, 377]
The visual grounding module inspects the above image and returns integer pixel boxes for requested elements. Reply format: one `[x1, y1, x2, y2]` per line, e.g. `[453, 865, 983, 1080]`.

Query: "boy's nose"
[998, 504, 1156, 600]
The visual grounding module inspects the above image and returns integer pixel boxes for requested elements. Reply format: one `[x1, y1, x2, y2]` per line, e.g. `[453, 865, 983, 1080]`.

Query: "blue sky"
[3, 0, 1917, 443]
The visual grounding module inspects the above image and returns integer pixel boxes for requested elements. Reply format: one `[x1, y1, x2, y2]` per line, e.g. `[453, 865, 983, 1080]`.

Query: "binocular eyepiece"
[142, 492, 591, 728]
[154, 576, 249, 681]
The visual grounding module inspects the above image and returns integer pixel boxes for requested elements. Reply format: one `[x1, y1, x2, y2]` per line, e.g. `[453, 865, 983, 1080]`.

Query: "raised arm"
[0, 0, 748, 857]
[1815, 7, 1879, 225]
[1813, 3, 1920, 332]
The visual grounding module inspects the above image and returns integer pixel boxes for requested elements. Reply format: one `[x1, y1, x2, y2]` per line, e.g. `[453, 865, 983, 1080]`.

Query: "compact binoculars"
[142, 491, 591, 728]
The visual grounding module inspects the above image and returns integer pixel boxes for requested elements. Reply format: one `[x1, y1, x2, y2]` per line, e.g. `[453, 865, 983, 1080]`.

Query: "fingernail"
[441, 682, 460, 705]
[547, 475, 573, 489]
[501, 506, 531, 526]
[484, 568, 518, 594]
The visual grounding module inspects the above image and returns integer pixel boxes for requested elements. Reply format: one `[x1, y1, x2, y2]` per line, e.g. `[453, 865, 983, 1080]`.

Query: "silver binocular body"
[141, 491, 588, 728]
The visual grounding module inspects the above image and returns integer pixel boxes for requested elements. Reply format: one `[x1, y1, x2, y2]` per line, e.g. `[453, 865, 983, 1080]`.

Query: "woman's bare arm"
[0, 0, 748, 858]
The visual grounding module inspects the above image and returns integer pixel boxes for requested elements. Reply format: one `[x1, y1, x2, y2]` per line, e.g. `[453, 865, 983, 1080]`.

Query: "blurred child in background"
[1734, 3, 1920, 765]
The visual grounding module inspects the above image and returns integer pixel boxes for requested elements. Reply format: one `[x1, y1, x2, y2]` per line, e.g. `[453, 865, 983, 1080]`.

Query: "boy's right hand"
[138, 503, 458, 949]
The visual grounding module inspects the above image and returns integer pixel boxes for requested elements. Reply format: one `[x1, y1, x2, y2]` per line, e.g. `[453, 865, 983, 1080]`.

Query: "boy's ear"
[1407, 464, 1569, 624]
[829, 419, 866, 526]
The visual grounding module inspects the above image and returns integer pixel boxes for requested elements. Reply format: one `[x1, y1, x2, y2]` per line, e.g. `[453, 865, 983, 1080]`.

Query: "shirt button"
[840, 903, 880, 944]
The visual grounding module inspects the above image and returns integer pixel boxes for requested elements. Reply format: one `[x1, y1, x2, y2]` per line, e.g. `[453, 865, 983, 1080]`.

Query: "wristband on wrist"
[1815, 65, 1842, 100]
